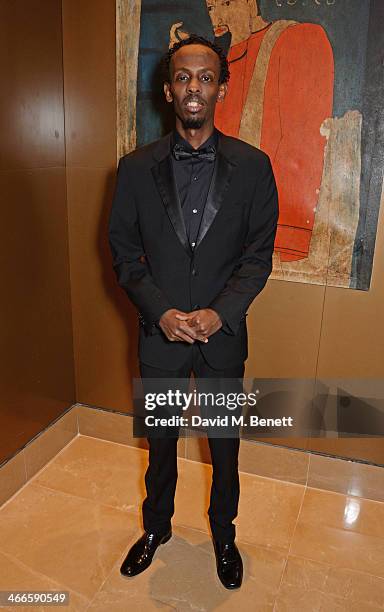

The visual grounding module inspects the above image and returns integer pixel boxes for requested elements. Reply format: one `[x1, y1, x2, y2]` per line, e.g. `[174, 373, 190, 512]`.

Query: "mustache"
[183, 95, 205, 105]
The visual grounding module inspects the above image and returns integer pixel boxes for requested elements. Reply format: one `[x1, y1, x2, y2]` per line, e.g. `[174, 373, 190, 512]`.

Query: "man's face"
[164, 44, 226, 130]
[206, 0, 254, 45]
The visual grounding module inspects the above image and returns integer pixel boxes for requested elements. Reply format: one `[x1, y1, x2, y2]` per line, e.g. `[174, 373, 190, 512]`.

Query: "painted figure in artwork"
[170, 0, 335, 262]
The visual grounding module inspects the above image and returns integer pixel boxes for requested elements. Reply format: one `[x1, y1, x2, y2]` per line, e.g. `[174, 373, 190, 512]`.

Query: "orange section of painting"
[215, 23, 334, 261]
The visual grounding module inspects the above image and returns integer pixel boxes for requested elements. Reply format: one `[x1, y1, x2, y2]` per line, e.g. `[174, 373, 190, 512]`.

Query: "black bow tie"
[172, 143, 216, 162]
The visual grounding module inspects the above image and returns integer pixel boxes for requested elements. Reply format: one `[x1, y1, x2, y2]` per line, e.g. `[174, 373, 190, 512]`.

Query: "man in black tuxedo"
[108, 34, 278, 589]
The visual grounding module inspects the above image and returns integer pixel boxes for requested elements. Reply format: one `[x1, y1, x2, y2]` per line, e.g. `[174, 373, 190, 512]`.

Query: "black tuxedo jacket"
[108, 128, 278, 370]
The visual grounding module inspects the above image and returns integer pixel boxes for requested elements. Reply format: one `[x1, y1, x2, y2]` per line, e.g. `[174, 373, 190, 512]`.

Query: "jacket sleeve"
[209, 154, 278, 335]
[108, 156, 173, 332]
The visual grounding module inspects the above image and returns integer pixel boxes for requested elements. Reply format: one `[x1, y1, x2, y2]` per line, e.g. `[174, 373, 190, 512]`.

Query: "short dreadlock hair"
[161, 34, 230, 85]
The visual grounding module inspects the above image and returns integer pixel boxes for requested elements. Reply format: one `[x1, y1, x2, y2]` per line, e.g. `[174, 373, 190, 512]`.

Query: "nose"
[187, 76, 201, 94]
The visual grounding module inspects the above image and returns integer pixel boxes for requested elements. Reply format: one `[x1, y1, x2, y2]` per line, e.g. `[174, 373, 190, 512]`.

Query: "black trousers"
[139, 343, 245, 543]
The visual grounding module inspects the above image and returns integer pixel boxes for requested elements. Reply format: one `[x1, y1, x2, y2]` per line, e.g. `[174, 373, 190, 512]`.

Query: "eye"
[176, 74, 188, 81]
[201, 75, 213, 82]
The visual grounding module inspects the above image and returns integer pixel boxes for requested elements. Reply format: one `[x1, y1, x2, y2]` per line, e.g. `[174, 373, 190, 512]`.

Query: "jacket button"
[192, 268, 197, 276]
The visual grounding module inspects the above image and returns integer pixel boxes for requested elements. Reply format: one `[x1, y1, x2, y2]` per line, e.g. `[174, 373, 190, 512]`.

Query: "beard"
[180, 116, 205, 129]
[175, 108, 205, 130]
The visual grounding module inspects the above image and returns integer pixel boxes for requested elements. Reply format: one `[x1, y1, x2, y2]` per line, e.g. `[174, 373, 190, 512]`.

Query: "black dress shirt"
[171, 128, 218, 251]
[170, 127, 230, 333]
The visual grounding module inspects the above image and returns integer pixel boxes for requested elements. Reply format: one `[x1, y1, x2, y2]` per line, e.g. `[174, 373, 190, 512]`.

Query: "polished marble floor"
[0, 435, 383, 611]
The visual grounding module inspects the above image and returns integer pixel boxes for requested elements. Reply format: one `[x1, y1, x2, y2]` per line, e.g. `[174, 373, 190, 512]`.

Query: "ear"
[164, 82, 173, 103]
[216, 82, 227, 102]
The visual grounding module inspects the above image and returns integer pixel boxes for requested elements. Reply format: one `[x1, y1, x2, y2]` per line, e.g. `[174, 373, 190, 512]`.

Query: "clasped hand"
[158, 308, 222, 344]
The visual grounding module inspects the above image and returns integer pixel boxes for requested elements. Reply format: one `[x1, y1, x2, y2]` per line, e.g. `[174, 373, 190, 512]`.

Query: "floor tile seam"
[303, 482, 384, 506]
[26, 434, 79, 481]
[249, 575, 281, 612]
[156, 595, 196, 611]
[168, 520, 211, 540]
[272, 483, 307, 609]
[188, 534, 287, 564]
[272, 555, 289, 612]
[172, 523, 219, 552]
[234, 539, 288, 558]
[0, 436, 79, 512]
[153, 579, 211, 612]
[285, 485, 307, 557]
[292, 485, 384, 540]
[240, 538, 288, 557]
[241, 560, 289, 591]
[76, 433, 149, 455]
[82, 555, 122, 611]
[171, 520, 291, 560]
[284, 551, 384, 583]
[239, 470, 307, 490]
[178, 454, 309, 491]
[25, 481, 142, 518]
[238, 470, 307, 487]
[150, 598, 178, 611]
[0, 547, 91, 605]
[272, 585, 353, 611]
[148, 598, 178, 611]
[305, 449, 311, 487]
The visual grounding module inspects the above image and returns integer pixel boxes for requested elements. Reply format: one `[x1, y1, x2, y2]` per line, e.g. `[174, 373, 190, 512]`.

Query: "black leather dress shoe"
[213, 540, 243, 589]
[120, 530, 172, 577]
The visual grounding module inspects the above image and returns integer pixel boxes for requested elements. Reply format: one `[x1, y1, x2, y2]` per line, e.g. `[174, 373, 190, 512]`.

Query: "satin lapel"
[151, 154, 191, 258]
[194, 147, 235, 250]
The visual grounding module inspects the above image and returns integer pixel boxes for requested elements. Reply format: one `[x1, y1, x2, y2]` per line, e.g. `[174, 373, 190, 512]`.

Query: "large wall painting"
[117, 0, 384, 291]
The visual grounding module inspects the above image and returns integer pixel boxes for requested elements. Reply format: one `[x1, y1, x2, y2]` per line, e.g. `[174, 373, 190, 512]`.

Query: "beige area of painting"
[238, 20, 298, 147]
[271, 110, 362, 287]
[116, 0, 141, 158]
